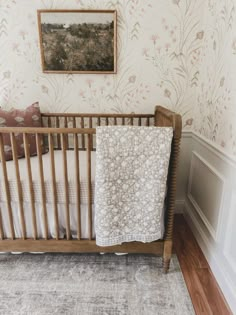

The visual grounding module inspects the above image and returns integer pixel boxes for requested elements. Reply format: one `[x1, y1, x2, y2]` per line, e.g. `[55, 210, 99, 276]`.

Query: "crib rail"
[42, 113, 154, 130]
[42, 113, 155, 150]
[0, 127, 96, 134]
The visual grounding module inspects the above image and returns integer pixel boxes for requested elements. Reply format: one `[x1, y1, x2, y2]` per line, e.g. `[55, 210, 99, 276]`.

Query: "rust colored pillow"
[0, 102, 43, 161]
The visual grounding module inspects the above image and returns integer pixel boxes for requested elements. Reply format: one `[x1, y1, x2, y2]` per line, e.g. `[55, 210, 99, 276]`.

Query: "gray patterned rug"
[0, 253, 195, 315]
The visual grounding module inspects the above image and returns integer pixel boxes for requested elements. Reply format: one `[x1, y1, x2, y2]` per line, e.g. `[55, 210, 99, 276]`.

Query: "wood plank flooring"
[173, 214, 233, 315]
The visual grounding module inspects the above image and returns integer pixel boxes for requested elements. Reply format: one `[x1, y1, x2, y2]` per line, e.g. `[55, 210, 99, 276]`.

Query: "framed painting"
[37, 10, 117, 74]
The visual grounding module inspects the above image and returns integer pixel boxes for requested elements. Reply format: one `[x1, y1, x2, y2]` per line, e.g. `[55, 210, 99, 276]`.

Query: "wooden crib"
[0, 105, 182, 273]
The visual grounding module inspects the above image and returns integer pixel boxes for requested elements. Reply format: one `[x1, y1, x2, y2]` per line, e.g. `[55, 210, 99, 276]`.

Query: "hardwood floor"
[173, 214, 232, 315]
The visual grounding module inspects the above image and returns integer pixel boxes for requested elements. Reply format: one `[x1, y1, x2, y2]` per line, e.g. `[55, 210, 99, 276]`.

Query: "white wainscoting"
[183, 131, 236, 314]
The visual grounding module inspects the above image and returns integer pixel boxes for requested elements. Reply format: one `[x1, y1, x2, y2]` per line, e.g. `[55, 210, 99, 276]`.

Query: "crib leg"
[163, 240, 172, 274]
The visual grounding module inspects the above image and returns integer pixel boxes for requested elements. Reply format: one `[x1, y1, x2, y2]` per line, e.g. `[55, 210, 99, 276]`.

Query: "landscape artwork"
[38, 10, 117, 73]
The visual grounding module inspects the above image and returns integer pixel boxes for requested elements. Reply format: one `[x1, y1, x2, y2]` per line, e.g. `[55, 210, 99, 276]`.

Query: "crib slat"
[36, 133, 48, 239]
[114, 117, 117, 125]
[49, 134, 59, 240]
[0, 205, 4, 239]
[89, 117, 93, 150]
[56, 117, 61, 149]
[146, 117, 150, 126]
[73, 117, 76, 128]
[61, 134, 70, 240]
[10, 133, 26, 239]
[105, 117, 109, 126]
[89, 117, 92, 128]
[0, 134, 15, 239]
[23, 133, 37, 240]
[130, 117, 134, 125]
[138, 117, 142, 126]
[81, 117, 85, 150]
[74, 133, 81, 240]
[64, 118, 69, 149]
[122, 117, 125, 125]
[97, 117, 101, 126]
[87, 134, 92, 240]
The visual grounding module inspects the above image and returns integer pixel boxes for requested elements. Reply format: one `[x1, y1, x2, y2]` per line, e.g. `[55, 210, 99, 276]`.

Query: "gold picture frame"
[37, 10, 117, 74]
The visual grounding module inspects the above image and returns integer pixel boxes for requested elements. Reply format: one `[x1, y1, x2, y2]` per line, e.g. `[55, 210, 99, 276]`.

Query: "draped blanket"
[95, 126, 173, 247]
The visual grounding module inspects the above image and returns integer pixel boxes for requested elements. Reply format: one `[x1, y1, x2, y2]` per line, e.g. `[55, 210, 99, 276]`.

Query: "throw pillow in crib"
[0, 102, 45, 161]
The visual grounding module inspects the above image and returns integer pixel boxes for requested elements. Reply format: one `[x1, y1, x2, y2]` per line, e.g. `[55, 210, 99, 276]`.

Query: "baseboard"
[183, 199, 236, 314]
[175, 200, 185, 213]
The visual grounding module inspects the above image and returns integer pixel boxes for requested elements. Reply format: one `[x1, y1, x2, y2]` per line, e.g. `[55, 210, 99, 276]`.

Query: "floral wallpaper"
[0, 0, 204, 124]
[194, 0, 236, 157]
[0, 0, 235, 156]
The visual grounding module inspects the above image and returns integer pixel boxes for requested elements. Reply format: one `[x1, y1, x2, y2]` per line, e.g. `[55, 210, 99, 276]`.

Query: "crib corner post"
[163, 240, 173, 273]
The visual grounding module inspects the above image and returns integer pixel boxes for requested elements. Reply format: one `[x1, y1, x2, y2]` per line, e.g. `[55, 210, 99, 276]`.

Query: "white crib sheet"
[0, 202, 95, 239]
[0, 151, 96, 204]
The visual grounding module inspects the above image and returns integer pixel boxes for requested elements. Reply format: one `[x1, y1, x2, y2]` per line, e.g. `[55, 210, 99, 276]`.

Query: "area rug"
[0, 253, 195, 315]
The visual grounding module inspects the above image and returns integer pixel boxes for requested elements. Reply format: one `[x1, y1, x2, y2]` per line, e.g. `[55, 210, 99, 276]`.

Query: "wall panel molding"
[187, 151, 226, 241]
